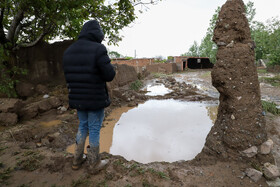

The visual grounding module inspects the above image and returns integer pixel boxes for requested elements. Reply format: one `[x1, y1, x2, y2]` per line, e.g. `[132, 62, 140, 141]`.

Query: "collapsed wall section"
[202, 0, 268, 158]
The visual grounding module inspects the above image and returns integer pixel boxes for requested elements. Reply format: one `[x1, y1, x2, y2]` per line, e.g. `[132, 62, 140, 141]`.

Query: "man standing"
[63, 20, 115, 174]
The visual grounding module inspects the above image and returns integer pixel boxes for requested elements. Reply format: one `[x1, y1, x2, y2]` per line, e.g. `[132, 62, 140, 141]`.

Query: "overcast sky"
[105, 0, 280, 58]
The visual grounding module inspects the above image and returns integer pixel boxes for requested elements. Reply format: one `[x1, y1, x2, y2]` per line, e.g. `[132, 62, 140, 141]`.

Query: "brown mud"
[0, 1, 280, 186]
[1, 69, 279, 186]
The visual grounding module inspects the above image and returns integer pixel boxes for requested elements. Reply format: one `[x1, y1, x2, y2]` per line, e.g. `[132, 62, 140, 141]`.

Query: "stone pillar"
[202, 0, 267, 158]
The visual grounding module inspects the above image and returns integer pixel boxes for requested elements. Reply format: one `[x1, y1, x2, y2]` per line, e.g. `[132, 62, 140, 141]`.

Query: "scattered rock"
[35, 84, 49, 94]
[245, 168, 263, 182]
[36, 142, 42, 147]
[48, 97, 62, 108]
[217, 41, 226, 46]
[16, 82, 35, 97]
[0, 112, 18, 126]
[263, 163, 280, 180]
[242, 146, 258, 158]
[19, 104, 39, 120]
[48, 132, 60, 139]
[43, 94, 50, 99]
[226, 40, 234, 48]
[127, 102, 138, 107]
[60, 106, 67, 112]
[266, 178, 280, 187]
[0, 98, 23, 113]
[38, 99, 52, 112]
[41, 138, 50, 146]
[19, 97, 62, 120]
[260, 139, 274, 155]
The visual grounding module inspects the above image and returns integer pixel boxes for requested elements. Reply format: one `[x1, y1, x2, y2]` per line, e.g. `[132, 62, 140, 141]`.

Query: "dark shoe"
[86, 146, 109, 174]
[72, 142, 86, 170]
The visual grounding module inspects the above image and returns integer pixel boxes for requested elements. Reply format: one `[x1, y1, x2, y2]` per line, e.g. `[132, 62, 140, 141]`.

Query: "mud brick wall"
[146, 63, 177, 74]
[111, 58, 154, 73]
[173, 56, 187, 71]
[16, 40, 74, 84]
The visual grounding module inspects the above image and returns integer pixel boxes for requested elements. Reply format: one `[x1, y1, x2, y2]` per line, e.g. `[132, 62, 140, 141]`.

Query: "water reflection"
[110, 99, 217, 163]
[40, 120, 62, 127]
[67, 99, 218, 163]
[144, 84, 172, 96]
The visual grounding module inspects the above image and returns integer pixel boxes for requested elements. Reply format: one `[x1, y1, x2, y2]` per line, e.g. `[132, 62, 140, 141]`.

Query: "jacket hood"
[78, 20, 104, 43]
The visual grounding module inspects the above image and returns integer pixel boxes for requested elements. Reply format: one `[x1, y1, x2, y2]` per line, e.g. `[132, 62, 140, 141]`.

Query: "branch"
[7, 9, 24, 42]
[14, 21, 32, 39]
[132, 0, 161, 7]
[0, 7, 8, 44]
[0, 7, 4, 24]
[13, 24, 53, 50]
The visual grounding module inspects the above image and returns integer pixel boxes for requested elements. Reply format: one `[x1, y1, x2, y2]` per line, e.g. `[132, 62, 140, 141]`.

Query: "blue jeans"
[76, 109, 104, 147]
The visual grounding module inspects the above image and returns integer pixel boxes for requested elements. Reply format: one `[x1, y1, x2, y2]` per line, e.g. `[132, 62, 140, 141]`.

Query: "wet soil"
[0, 70, 280, 187]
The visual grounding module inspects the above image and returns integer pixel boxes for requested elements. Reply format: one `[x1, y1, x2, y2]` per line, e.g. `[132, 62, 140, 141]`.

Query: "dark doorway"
[183, 60, 186, 70]
[187, 58, 213, 69]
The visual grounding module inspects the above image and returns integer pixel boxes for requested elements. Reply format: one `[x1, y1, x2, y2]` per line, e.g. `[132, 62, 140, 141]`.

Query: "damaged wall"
[111, 58, 154, 73]
[14, 41, 139, 98]
[201, 0, 268, 159]
[146, 63, 177, 74]
[17, 40, 74, 84]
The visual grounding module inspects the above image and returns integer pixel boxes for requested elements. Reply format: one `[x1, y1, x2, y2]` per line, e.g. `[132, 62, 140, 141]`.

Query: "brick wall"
[173, 56, 187, 71]
[111, 58, 154, 73]
[146, 63, 177, 74]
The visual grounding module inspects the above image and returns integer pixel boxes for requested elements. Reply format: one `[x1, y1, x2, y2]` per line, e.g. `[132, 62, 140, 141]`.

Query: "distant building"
[172, 56, 214, 71]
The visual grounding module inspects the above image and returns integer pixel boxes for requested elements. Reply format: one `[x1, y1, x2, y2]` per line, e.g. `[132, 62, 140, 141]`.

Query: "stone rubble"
[263, 163, 280, 180]
[242, 146, 258, 158]
[245, 168, 263, 182]
[260, 139, 274, 155]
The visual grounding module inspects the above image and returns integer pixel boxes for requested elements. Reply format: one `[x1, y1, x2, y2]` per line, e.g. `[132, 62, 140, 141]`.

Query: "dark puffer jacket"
[63, 20, 115, 111]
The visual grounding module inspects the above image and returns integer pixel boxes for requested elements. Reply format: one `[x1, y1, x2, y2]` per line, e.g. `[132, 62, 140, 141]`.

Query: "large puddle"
[67, 99, 217, 163]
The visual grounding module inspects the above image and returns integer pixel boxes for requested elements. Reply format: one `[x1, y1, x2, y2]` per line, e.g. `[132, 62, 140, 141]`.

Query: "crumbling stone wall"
[202, 0, 268, 158]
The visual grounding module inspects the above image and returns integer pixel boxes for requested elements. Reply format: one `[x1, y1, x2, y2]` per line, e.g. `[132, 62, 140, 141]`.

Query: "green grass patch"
[261, 75, 280, 87]
[128, 163, 139, 171]
[201, 71, 211, 78]
[262, 100, 280, 115]
[0, 167, 13, 185]
[257, 68, 267, 74]
[129, 80, 143, 91]
[147, 168, 170, 180]
[16, 151, 44, 171]
[152, 73, 167, 78]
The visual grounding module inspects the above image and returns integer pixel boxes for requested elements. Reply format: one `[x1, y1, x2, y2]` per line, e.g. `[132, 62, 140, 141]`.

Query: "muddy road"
[0, 70, 280, 187]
